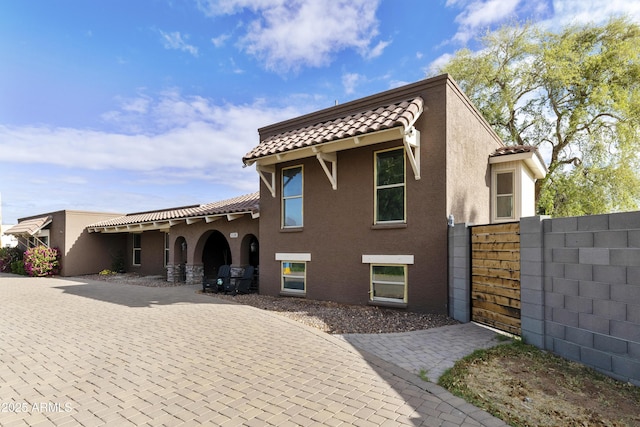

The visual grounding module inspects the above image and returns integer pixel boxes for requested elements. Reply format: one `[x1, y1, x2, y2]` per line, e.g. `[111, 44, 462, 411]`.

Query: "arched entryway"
[202, 231, 232, 281]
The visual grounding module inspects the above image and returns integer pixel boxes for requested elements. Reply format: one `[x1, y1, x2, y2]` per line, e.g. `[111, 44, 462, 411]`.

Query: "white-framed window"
[282, 165, 303, 228]
[132, 234, 141, 266]
[363, 255, 413, 304]
[371, 265, 407, 302]
[495, 171, 514, 220]
[282, 262, 306, 293]
[164, 233, 170, 267]
[28, 230, 50, 248]
[276, 253, 310, 294]
[375, 148, 405, 224]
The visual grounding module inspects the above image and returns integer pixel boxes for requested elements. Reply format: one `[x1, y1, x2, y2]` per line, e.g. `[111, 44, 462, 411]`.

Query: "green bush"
[0, 247, 24, 273]
[23, 246, 60, 277]
[11, 259, 26, 275]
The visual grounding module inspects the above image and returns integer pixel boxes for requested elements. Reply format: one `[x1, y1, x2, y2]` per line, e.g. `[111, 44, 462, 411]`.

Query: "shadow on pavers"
[54, 277, 235, 308]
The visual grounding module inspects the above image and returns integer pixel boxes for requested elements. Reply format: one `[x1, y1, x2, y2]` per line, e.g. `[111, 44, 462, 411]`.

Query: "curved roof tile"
[243, 97, 424, 163]
[88, 192, 260, 228]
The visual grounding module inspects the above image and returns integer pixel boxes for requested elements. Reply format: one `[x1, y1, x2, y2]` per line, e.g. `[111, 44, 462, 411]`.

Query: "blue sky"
[1, 0, 639, 224]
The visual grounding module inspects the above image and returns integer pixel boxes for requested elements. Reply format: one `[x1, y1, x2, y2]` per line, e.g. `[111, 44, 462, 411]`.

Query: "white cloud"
[120, 95, 151, 114]
[445, 0, 640, 47]
[365, 39, 391, 60]
[544, 0, 640, 27]
[426, 53, 454, 76]
[388, 80, 411, 90]
[211, 33, 231, 47]
[0, 94, 301, 181]
[198, 0, 384, 73]
[342, 73, 364, 95]
[450, 0, 522, 43]
[159, 30, 199, 56]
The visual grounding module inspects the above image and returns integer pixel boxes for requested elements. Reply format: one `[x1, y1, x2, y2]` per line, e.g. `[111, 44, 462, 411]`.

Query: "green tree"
[435, 17, 640, 216]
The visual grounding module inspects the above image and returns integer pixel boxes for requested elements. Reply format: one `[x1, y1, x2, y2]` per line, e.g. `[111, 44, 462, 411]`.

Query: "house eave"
[245, 126, 406, 168]
[489, 151, 547, 179]
[87, 210, 258, 233]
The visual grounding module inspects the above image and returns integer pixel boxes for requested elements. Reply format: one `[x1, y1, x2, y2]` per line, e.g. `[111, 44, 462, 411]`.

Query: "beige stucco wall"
[125, 230, 166, 276]
[445, 78, 503, 226]
[32, 210, 125, 277]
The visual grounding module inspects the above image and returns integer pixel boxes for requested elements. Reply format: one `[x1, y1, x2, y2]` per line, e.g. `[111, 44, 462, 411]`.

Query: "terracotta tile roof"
[4, 216, 52, 236]
[490, 145, 537, 157]
[490, 144, 547, 171]
[243, 97, 424, 163]
[88, 192, 260, 228]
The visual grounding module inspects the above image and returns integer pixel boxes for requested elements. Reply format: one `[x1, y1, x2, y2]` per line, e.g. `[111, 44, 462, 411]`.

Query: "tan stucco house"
[5, 210, 126, 276]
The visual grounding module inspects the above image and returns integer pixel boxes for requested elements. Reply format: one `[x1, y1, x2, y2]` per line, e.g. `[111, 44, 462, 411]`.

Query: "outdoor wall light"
[448, 214, 455, 227]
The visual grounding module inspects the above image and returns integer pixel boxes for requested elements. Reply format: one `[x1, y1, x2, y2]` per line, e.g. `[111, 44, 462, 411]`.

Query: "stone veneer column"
[185, 264, 204, 286]
[166, 264, 176, 282]
[166, 263, 186, 283]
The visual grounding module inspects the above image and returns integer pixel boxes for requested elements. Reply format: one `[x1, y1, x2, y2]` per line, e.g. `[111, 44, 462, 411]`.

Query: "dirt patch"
[439, 342, 640, 427]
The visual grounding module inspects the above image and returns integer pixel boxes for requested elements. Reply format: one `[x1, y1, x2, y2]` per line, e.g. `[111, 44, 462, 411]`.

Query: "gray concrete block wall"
[532, 211, 640, 386]
[520, 216, 547, 349]
[448, 212, 639, 385]
[448, 224, 471, 323]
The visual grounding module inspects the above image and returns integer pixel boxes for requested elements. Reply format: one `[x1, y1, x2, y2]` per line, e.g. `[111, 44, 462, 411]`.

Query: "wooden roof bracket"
[257, 164, 276, 198]
[315, 150, 337, 190]
[404, 126, 420, 180]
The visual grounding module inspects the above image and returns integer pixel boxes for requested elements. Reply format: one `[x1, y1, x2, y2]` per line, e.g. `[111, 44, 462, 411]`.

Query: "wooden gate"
[471, 222, 521, 335]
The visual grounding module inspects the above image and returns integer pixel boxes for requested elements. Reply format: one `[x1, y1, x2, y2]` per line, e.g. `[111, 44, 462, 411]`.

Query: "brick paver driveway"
[0, 274, 504, 426]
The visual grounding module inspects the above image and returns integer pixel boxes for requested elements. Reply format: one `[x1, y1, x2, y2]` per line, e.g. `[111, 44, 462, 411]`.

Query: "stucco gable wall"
[444, 79, 503, 226]
[62, 211, 126, 276]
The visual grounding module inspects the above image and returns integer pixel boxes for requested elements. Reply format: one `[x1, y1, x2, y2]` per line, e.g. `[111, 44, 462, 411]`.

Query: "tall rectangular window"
[375, 148, 405, 223]
[496, 172, 514, 219]
[371, 264, 407, 302]
[133, 234, 141, 266]
[282, 262, 306, 293]
[282, 165, 303, 228]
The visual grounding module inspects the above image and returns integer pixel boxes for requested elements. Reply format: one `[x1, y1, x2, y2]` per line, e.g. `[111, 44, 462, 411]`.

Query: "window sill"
[371, 223, 407, 230]
[279, 291, 306, 298]
[368, 300, 408, 309]
[280, 227, 304, 233]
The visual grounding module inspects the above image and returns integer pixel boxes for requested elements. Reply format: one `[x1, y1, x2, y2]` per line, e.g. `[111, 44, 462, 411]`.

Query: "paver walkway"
[0, 274, 507, 426]
[340, 323, 503, 383]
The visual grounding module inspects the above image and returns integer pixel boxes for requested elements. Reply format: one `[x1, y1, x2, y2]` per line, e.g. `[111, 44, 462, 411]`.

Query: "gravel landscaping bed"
[83, 273, 459, 334]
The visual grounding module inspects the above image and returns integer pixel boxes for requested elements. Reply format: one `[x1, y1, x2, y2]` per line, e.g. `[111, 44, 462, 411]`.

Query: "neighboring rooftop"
[491, 145, 537, 157]
[490, 144, 548, 178]
[4, 215, 52, 236]
[87, 192, 260, 232]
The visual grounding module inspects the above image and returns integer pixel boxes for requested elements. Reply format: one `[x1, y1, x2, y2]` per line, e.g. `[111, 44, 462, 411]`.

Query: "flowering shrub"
[99, 269, 115, 275]
[0, 247, 24, 273]
[23, 246, 60, 277]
